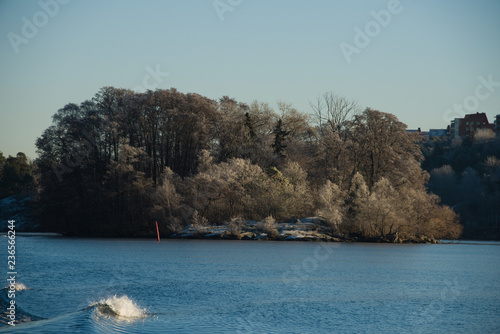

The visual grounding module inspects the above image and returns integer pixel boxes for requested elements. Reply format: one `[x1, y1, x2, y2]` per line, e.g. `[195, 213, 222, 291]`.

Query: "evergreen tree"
[272, 118, 290, 159]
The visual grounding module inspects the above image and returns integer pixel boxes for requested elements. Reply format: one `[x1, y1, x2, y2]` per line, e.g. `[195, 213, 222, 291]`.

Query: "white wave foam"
[15, 282, 29, 291]
[98, 295, 147, 319]
[4, 282, 29, 291]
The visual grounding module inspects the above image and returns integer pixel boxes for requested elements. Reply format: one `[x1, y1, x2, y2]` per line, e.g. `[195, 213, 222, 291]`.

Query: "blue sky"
[1, 0, 500, 159]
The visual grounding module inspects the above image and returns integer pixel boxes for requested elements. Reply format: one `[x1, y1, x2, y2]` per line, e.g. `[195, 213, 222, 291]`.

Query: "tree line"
[0, 152, 33, 199]
[32, 87, 461, 240]
[424, 130, 500, 240]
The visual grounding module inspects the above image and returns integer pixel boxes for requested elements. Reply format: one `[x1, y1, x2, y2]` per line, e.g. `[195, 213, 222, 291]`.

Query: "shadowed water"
[1, 237, 499, 333]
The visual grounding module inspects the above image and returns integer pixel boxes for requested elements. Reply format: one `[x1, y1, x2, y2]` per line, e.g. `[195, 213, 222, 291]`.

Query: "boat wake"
[9, 283, 30, 292]
[0, 290, 149, 334]
[91, 295, 148, 320]
[0, 285, 44, 327]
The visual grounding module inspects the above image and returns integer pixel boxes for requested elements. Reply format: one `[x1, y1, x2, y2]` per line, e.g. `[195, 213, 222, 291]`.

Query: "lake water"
[1, 237, 499, 333]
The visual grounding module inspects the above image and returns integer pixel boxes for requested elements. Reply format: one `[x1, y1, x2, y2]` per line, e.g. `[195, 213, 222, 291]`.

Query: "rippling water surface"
[1, 237, 499, 333]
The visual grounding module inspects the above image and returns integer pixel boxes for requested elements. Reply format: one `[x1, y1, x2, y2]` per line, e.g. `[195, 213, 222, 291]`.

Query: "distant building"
[407, 127, 421, 133]
[407, 128, 429, 138]
[429, 129, 447, 138]
[495, 114, 500, 135]
[450, 118, 461, 138]
[450, 112, 495, 139]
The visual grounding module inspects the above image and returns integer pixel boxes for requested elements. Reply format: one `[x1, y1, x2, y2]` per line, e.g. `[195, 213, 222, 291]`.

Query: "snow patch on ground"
[176, 217, 340, 241]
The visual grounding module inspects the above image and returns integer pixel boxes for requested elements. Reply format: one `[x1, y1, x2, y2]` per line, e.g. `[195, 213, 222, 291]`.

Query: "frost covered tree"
[352, 108, 424, 191]
[309, 93, 360, 186]
[473, 128, 496, 144]
[255, 216, 279, 238]
[344, 173, 461, 240]
[355, 178, 400, 238]
[316, 180, 346, 232]
[33, 86, 465, 239]
[151, 167, 183, 233]
[212, 96, 252, 161]
[184, 157, 267, 223]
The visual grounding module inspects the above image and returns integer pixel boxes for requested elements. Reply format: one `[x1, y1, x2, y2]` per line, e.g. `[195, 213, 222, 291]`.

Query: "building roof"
[458, 112, 493, 137]
[463, 112, 489, 124]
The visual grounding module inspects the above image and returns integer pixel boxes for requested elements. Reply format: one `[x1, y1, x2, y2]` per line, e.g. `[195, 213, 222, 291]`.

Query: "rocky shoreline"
[168, 217, 439, 244]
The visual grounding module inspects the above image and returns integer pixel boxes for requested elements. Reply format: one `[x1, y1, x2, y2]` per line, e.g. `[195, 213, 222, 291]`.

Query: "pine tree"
[272, 118, 290, 159]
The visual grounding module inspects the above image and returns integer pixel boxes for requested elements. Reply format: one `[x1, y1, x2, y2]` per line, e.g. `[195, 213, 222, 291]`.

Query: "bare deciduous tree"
[310, 92, 360, 134]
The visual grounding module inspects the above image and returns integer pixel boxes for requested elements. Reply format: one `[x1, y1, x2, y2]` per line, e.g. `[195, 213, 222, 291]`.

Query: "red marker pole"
[155, 221, 160, 242]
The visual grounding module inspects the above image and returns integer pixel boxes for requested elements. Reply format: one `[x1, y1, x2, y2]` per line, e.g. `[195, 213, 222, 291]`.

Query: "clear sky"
[1, 0, 500, 159]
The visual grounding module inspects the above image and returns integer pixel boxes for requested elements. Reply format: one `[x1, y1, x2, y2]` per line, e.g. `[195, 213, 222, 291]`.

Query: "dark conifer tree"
[272, 118, 290, 159]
